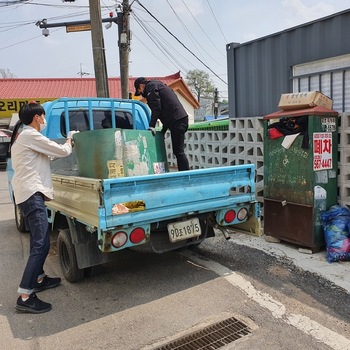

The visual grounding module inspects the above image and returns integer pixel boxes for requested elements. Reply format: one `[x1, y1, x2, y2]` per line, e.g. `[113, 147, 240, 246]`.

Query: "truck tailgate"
[103, 165, 255, 229]
[48, 164, 255, 230]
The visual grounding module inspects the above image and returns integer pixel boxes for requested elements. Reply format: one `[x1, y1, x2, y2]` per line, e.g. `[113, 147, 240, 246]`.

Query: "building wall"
[177, 94, 195, 125]
[227, 9, 350, 118]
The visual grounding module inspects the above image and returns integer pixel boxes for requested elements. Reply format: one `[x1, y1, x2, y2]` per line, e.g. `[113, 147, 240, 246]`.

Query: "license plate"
[167, 218, 201, 243]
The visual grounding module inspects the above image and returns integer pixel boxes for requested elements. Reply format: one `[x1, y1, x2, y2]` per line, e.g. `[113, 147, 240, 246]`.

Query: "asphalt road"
[0, 169, 349, 350]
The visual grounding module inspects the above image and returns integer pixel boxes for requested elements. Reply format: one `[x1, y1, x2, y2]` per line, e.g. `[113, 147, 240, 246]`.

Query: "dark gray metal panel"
[228, 9, 350, 118]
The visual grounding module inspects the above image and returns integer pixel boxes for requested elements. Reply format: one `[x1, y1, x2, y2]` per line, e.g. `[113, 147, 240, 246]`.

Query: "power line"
[0, 27, 61, 51]
[181, 0, 225, 58]
[132, 11, 193, 73]
[206, 0, 228, 43]
[165, 0, 207, 65]
[135, 0, 227, 85]
[0, 1, 28, 7]
[165, 0, 224, 68]
[131, 30, 176, 73]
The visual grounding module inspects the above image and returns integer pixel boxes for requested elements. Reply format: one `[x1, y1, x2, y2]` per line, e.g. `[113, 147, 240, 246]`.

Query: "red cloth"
[268, 128, 284, 139]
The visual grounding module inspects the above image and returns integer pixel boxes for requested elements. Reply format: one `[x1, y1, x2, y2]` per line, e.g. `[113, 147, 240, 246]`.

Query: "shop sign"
[313, 132, 332, 171]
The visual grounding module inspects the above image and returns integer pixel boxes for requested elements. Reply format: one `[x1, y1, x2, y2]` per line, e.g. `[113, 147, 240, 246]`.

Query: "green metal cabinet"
[263, 106, 339, 251]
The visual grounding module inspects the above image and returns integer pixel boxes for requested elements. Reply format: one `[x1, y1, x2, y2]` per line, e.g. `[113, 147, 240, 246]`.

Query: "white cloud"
[281, 0, 334, 24]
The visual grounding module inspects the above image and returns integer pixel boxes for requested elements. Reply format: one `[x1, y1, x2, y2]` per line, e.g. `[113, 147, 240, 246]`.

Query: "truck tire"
[84, 265, 102, 278]
[58, 229, 84, 283]
[14, 203, 27, 233]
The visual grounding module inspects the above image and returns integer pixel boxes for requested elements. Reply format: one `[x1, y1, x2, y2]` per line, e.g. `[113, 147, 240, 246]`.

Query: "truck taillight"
[237, 207, 248, 221]
[111, 231, 128, 248]
[130, 227, 146, 244]
[224, 210, 236, 223]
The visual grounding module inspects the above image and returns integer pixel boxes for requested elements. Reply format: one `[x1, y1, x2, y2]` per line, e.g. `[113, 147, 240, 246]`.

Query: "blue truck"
[7, 97, 260, 282]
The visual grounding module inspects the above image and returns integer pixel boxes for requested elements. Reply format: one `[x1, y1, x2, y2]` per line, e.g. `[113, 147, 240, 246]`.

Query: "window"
[60, 109, 133, 137]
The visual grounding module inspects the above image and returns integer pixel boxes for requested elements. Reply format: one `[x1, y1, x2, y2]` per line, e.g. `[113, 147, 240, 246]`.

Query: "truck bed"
[48, 164, 256, 230]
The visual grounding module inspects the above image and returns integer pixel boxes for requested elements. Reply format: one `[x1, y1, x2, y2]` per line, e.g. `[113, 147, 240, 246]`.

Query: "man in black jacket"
[134, 77, 189, 171]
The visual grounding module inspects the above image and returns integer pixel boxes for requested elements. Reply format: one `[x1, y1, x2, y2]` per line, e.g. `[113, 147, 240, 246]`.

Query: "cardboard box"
[278, 91, 333, 110]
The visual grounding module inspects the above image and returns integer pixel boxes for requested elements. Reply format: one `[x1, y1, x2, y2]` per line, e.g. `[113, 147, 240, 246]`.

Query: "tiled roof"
[0, 72, 199, 108]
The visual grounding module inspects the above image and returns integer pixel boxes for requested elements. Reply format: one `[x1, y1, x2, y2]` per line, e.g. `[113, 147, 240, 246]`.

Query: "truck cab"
[42, 97, 151, 138]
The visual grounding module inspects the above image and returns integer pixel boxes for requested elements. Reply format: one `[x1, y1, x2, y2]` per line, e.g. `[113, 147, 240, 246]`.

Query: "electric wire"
[131, 31, 176, 73]
[132, 11, 193, 73]
[133, 11, 194, 71]
[0, 1, 29, 7]
[135, 0, 227, 85]
[165, 0, 208, 65]
[166, 0, 224, 67]
[0, 27, 61, 51]
[0, 0, 228, 88]
[181, 0, 225, 58]
[205, 0, 228, 43]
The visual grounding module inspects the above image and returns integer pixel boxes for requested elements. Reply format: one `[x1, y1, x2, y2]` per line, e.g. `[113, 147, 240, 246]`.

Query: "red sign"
[313, 132, 332, 171]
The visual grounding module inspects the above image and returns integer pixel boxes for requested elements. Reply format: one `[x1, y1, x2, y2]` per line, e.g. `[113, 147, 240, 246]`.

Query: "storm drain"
[153, 316, 251, 350]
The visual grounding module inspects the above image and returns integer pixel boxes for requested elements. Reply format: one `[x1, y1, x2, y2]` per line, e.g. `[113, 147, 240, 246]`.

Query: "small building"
[0, 72, 199, 125]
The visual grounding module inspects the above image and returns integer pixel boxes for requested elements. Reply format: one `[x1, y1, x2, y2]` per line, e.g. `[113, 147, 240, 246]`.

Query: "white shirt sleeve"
[27, 130, 72, 157]
[11, 127, 73, 203]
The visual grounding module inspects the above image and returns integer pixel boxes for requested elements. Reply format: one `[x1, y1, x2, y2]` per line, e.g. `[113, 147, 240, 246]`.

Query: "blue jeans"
[17, 193, 50, 295]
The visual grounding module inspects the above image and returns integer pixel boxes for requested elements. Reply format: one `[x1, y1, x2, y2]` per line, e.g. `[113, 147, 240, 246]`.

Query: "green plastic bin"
[73, 128, 168, 179]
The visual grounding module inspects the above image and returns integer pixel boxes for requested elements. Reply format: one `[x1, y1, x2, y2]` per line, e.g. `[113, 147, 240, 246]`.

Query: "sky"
[0, 0, 349, 100]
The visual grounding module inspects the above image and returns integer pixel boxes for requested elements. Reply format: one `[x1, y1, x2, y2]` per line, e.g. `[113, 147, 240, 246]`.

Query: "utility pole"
[118, 0, 131, 99]
[89, 0, 109, 97]
[214, 88, 219, 118]
[78, 63, 89, 78]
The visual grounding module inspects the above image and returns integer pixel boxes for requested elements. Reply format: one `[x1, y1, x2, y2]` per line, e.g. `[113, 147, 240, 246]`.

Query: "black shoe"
[33, 276, 62, 293]
[16, 293, 52, 314]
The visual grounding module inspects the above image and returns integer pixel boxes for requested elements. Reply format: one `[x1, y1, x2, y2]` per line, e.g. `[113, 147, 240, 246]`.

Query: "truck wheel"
[58, 229, 84, 283]
[14, 203, 27, 233]
[84, 265, 102, 278]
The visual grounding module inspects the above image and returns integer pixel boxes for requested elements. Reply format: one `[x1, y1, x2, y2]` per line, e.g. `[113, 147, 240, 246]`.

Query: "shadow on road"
[0, 226, 218, 340]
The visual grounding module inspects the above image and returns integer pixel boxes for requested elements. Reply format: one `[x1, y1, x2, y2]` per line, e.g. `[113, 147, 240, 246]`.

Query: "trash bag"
[320, 205, 350, 263]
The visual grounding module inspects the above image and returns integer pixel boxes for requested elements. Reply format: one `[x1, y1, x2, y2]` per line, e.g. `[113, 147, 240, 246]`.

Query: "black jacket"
[142, 80, 187, 131]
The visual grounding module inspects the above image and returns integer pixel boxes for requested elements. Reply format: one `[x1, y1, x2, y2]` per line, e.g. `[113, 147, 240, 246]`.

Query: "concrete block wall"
[165, 113, 348, 207]
[338, 112, 350, 208]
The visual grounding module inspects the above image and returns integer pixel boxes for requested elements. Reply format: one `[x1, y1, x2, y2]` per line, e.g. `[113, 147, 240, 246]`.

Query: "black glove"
[147, 127, 156, 136]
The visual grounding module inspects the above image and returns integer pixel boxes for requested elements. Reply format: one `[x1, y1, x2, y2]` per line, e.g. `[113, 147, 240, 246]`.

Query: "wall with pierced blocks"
[165, 113, 349, 208]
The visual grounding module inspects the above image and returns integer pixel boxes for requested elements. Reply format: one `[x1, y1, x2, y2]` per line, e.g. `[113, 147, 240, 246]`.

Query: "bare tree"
[0, 68, 16, 78]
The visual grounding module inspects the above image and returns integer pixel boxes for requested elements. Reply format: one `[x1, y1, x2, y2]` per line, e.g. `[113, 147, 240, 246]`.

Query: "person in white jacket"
[12, 101, 77, 314]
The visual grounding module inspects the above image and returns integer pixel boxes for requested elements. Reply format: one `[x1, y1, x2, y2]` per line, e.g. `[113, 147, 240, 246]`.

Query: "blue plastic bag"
[320, 205, 350, 263]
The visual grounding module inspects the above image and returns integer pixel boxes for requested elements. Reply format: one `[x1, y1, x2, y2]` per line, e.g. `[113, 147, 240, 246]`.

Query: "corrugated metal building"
[227, 9, 350, 117]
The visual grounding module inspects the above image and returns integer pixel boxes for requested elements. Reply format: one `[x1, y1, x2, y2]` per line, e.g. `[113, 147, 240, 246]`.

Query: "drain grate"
[153, 316, 251, 350]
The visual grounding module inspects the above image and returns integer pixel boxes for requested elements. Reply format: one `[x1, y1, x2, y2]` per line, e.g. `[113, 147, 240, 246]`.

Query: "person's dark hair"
[134, 77, 147, 96]
[18, 102, 45, 125]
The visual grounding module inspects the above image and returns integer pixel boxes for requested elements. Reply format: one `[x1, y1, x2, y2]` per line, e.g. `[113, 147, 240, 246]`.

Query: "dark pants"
[169, 116, 190, 171]
[18, 193, 50, 295]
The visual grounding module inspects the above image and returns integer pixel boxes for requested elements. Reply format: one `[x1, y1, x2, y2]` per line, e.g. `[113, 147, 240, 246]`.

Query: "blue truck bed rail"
[102, 164, 255, 229]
